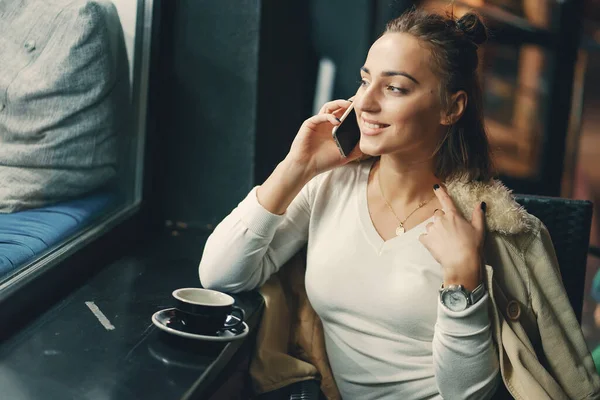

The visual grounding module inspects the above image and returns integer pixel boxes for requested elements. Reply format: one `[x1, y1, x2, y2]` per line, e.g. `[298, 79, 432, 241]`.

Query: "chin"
[359, 141, 384, 157]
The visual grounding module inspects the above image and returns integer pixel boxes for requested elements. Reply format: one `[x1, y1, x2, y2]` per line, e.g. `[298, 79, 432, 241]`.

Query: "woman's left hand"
[419, 185, 486, 291]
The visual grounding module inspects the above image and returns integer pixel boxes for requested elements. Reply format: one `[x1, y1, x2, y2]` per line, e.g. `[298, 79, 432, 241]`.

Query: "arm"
[433, 293, 500, 399]
[199, 159, 316, 293]
[199, 99, 361, 293]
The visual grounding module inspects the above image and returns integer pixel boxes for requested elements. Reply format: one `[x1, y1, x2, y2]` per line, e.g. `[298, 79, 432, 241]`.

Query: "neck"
[376, 155, 441, 206]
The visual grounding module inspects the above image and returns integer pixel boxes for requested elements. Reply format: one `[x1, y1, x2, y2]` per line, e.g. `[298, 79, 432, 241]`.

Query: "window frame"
[0, 0, 163, 336]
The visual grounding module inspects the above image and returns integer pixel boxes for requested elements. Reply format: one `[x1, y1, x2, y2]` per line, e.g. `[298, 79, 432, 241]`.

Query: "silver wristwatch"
[439, 282, 486, 312]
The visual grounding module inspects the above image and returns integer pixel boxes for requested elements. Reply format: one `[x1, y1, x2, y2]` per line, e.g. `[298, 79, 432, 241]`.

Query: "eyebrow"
[360, 67, 420, 84]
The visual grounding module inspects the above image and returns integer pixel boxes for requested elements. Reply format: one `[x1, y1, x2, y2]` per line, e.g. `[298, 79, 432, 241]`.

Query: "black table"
[0, 234, 264, 400]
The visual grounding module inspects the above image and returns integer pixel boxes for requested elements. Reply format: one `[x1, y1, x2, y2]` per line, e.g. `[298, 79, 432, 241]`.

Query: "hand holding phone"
[284, 99, 362, 181]
[331, 103, 361, 158]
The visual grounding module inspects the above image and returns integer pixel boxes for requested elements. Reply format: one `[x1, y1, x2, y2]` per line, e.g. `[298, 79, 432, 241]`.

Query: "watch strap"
[468, 282, 486, 306]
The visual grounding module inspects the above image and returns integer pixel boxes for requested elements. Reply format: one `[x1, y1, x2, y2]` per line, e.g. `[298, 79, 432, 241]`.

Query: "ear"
[440, 90, 468, 126]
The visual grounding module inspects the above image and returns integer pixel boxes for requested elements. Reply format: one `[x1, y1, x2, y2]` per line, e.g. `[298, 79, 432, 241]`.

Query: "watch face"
[442, 290, 468, 311]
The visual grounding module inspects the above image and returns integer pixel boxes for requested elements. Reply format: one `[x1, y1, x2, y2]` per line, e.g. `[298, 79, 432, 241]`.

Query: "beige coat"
[249, 179, 600, 400]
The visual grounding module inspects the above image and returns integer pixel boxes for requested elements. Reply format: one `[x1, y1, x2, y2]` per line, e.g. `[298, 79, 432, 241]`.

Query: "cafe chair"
[255, 194, 593, 400]
[513, 194, 593, 323]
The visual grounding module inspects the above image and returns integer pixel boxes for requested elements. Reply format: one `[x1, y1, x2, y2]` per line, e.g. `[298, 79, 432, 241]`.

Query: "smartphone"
[332, 103, 361, 158]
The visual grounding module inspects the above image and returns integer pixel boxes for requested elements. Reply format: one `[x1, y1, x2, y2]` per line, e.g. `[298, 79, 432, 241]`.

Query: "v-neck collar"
[356, 159, 434, 255]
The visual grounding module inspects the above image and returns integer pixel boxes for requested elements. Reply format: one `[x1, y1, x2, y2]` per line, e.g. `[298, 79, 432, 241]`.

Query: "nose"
[354, 85, 381, 115]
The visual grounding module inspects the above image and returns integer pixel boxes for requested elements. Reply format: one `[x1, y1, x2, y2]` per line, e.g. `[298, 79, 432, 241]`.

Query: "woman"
[199, 9, 600, 400]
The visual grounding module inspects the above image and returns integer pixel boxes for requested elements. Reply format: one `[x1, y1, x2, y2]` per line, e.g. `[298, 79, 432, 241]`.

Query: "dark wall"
[153, 1, 412, 229]
[157, 1, 263, 229]
[254, 0, 319, 184]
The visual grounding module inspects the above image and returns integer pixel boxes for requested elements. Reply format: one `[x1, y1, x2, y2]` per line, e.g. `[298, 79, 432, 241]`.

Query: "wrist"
[443, 255, 482, 291]
[443, 276, 481, 292]
[257, 159, 312, 215]
[280, 156, 316, 185]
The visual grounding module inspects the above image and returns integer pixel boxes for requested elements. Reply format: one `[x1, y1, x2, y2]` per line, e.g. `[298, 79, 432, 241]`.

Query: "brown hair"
[385, 8, 493, 182]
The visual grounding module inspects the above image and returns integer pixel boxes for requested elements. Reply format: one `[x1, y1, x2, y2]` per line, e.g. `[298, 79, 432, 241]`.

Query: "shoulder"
[487, 211, 559, 295]
[27, 0, 119, 51]
[487, 215, 543, 259]
[61, 1, 119, 37]
[446, 176, 550, 262]
[308, 160, 368, 190]
[302, 160, 368, 206]
[12, 0, 119, 65]
[51, 0, 116, 14]
[445, 178, 536, 236]
[45, 0, 122, 81]
[22, 0, 116, 22]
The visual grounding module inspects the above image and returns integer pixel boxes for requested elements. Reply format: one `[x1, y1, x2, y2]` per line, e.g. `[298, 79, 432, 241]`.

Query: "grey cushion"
[0, 0, 130, 212]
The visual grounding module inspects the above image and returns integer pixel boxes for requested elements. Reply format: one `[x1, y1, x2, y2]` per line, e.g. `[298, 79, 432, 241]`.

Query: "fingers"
[304, 113, 340, 131]
[419, 221, 435, 248]
[425, 222, 434, 232]
[418, 231, 431, 248]
[319, 99, 352, 115]
[433, 184, 458, 213]
[331, 108, 346, 117]
[471, 201, 487, 237]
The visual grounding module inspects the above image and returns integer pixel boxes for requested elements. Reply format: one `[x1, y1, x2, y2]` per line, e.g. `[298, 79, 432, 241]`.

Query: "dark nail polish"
[481, 202, 487, 212]
[347, 99, 353, 102]
[335, 117, 341, 123]
[433, 184, 440, 190]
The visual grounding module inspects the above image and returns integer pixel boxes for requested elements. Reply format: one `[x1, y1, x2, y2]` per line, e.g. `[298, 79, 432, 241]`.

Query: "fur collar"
[445, 179, 535, 235]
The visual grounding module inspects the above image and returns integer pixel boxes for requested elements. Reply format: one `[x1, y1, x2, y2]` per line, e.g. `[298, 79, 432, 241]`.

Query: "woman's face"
[354, 32, 447, 160]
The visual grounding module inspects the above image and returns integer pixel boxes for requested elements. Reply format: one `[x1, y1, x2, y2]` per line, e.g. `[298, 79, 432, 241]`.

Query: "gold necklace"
[377, 168, 435, 235]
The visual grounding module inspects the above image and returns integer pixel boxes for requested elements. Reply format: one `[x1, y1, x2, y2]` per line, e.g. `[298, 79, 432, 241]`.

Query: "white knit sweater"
[200, 160, 499, 399]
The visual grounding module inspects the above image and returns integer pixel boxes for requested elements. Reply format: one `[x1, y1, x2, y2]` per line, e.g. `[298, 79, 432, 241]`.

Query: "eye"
[387, 85, 408, 94]
[358, 79, 369, 87]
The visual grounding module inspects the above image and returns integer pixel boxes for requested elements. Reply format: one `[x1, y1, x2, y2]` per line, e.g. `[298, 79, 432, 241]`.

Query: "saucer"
[151, 308, 249, 341]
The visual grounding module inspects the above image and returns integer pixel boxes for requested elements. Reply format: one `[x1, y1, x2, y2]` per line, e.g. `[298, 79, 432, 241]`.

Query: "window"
[0, 0, 154, 291]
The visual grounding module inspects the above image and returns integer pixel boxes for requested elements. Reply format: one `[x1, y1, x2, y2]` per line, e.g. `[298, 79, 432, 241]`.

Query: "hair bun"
[456, 12, 487, 46]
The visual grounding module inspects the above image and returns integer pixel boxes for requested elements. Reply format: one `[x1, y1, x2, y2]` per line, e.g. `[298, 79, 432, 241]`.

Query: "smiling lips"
[361, 118, 389, 135]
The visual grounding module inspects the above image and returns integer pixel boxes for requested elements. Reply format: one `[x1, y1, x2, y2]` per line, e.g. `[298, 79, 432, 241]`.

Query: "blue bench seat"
[0, 192, 118, 278]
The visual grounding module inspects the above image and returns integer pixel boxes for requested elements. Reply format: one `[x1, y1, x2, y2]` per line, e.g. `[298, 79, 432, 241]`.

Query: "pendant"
[395, 225, 405, 235]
